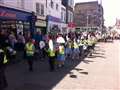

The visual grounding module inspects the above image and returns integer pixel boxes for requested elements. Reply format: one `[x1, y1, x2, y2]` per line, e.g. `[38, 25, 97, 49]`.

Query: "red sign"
[68, 22, 76, 28]
[0, 11, 16, 19]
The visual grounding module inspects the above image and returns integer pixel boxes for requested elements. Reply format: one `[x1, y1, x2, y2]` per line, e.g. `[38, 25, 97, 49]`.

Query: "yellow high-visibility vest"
[0, 49, 8, 64]
[79, 40, 84, 46]
[83, 40, 88, 45]
[88, 40, 93, 46]
[3, 55, 8, 64]
[26, 43, 34, 56]
[48, 49, 55, 57]
[74, 42, 79, 48]
[59, 46, 64, 55]
[68, 43, 72, 48]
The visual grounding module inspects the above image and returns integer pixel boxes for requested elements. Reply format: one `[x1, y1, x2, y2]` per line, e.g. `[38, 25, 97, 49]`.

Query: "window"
[56, 4, 58, 10]
[61, 12, 64, 22]
[41, 4, 44, 16]
[51, 0, 54, 8]
[63, 9, 66, 22]
[36, 3, 40, 15]
[36, 3, 44, 16]
[68, 11, 71, 22]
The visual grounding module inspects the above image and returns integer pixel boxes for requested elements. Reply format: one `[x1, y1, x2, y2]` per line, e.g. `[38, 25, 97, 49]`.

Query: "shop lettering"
[0, 11, 16, 18]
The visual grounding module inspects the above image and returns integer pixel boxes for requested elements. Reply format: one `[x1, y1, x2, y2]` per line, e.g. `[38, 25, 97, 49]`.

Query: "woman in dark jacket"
[0, 45, 8, 90]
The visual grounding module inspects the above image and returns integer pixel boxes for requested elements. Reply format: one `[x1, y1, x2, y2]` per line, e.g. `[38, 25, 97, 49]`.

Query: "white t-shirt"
[39, 41, 45, 49]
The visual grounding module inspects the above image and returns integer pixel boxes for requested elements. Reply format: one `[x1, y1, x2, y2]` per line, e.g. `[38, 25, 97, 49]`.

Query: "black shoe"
[29, 68, 33, 72]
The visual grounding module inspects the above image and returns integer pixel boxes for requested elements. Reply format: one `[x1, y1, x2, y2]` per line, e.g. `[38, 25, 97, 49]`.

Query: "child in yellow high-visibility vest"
[57, 43, 65, 68]
[73, 39, 80, 60]
[47, 48, 56, 71]
[25, 39, 35, 72]
[65, 40, 72, 59]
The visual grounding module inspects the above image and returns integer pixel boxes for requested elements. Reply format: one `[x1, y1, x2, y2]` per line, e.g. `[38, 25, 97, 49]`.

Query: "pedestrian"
[0, 45, 8, 90]
[25, 39, 35, 72]
[47, 37, 56, 72]
[8, 32, 17, 49]
[17, 32, 25, 51]
[65, 40, 72, 59]
[39, 40, 46, 60]
[57, 43, 65, 68]
[73, 39, 80, 60]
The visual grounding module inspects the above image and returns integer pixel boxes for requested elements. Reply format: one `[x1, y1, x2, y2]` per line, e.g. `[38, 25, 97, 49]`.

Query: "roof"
[75, 1, 98, 6]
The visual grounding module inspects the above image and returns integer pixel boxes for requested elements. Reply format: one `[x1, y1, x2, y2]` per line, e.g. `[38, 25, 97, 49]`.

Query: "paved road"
[5, 40, 120, 90]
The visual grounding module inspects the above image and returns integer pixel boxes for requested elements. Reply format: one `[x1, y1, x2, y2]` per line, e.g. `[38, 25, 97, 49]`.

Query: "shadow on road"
[79, 72, 88, 75]
[6, 56, 85, 90]
[87, 55, 106, 59]
[93, 52, 105, 55]
[5, 44, 105, 90]
[82, 60, 94, 64]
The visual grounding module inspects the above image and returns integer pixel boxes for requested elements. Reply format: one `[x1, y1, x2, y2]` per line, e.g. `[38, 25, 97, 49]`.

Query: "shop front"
[35, 16, 47, 35]
[47, 15, 61, 35]
[0, 5, 35, 36]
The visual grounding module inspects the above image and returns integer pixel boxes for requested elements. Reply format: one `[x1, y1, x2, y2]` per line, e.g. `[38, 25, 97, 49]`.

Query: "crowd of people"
[0, 29, 99, 89]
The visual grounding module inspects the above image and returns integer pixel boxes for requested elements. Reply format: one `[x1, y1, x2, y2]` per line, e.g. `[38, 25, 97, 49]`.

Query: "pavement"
[5, 40, 120, 90]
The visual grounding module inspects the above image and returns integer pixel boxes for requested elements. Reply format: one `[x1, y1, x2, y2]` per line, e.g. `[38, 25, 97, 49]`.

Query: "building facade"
[1, 0, 73, 34]
[74, 1, 104, 31]
[23, 0, 47, 34]
[2, 0, 47, 34]
[61, 5, 67, 33]
[0, 3, 35, 35]
[62, 0, 74, 32]
[46, 0, 62, 34]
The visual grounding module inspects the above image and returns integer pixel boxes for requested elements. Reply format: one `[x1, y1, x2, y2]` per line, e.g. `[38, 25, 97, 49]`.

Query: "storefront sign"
[0, 11, 16, 19]
[36, 20, 46, 27]
[0, 6, 32, 21]
[47, 15, 61, 23]
[68, 22, 76, 28]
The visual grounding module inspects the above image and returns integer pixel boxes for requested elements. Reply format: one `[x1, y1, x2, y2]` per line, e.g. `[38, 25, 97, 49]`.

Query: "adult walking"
[0, 45, 8, 90]
[47, 36, 56, 72]
[25, 39, 35, 72]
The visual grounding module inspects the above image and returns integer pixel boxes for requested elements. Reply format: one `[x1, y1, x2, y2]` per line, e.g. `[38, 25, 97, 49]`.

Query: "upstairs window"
[36, 3, 44, 16]
[51, 0, 54, 8]
[36, 3, 40, 15]
[41, 4, 44, 16]
[56, 4, 59, 10]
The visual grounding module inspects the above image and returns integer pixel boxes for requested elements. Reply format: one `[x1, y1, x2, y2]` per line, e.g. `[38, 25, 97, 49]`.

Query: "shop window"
[36, 3, 40, 15]
[50, 0, 54, 8]
[36, 3, 44, 16]
[41, 4, 44, 16]
[56, 4, 59, 10]
[61, 12, 63, 22]
[24, 22, 30, 31]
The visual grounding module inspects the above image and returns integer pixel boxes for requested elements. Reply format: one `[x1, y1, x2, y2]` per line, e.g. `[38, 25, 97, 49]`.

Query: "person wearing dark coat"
[0, 45, 8, 90]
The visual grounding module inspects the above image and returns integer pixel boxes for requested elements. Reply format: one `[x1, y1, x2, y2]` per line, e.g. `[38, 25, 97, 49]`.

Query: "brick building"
[74, 1, 104, 29]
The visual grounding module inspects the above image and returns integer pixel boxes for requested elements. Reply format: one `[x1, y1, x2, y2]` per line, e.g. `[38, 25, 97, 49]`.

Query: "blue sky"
[74, 0, 120, 27]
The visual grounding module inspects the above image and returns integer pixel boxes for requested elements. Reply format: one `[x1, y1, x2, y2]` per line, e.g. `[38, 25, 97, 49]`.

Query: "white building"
[1, 0, 25, 9]
[24, 0, 47, 34]
[2, 0, 67, 34]
[61, 5, 67, 34]
[46, 0, 62, 33]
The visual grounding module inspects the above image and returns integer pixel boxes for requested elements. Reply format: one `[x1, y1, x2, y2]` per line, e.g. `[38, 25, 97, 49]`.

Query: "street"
[5, 40, 120, 90]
